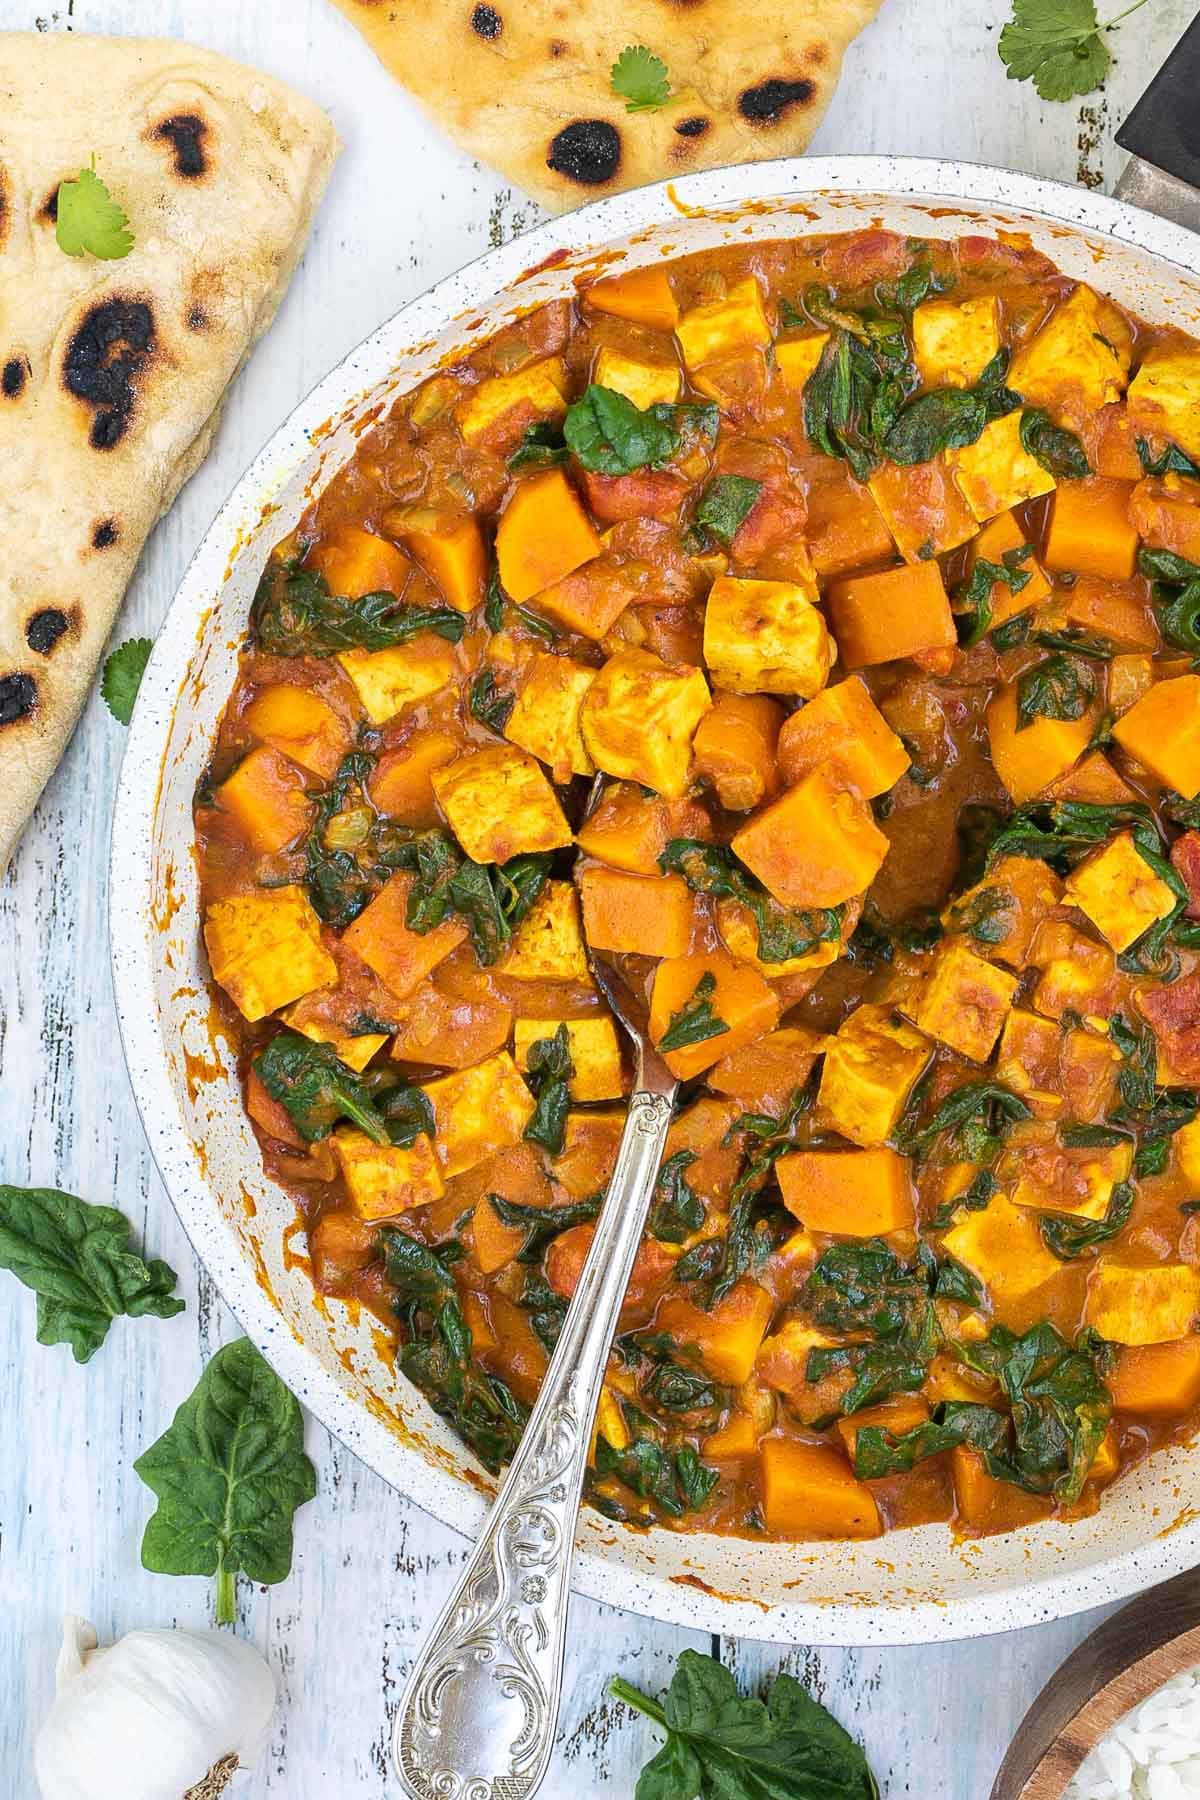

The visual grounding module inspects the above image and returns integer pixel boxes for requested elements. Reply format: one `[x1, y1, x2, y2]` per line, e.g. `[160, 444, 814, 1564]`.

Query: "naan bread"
[0, 34, 339, 873]
[332, 0, 883, 211]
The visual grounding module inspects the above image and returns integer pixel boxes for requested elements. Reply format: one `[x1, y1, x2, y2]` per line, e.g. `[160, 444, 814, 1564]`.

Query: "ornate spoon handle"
[393, 1070, 676, 1800]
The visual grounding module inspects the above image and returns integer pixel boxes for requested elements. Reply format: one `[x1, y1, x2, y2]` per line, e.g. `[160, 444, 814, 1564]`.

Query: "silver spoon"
[393, 780, 678, 1799]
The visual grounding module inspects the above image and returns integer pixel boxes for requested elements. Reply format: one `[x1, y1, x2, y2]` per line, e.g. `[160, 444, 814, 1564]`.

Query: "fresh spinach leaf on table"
[611, 1648, 879, 1800]
[0, 1185, 184, 1362]
[135, 1337, 316, 1624]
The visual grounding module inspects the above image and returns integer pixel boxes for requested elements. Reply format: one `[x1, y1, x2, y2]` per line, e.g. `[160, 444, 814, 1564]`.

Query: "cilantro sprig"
[56, 161, 134, 260]
[611, 45, 672, 113]
[998, 0, 1153, 103]
[101, 637, 152, 725]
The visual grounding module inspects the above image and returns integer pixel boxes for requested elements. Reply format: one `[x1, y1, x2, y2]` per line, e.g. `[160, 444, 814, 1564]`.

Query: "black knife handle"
[1116, 12, 1200, 193]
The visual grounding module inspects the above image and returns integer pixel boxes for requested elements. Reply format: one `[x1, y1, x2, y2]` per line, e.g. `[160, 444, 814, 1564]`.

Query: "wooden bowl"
[991, 1568, 1200, 1798]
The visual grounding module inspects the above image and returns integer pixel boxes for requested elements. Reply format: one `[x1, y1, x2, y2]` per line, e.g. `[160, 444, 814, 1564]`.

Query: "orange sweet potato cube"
[1108, 1339, 1200, 1415]
[389, 979, 513, 1068]
[776, 676, 909, 798]
[952, 1446, 1051, 1534]
[342, 871, 467, 999]
[243, 683, 350, 781]
[761, 1438, 882, 1539]
[216, 745, 314, 854]
[731, 768, 889, 909]
[1063, 575, 1159, 650]
[804, 472, 895, 579]
[986, 681, 1095, 804]
[584, 266, 679, 333]
[655, 1279, 775, 1386]
[691, 693, 783, 811]
[1113, 674, 1200, 798]
[867, 457, 978, 563]
[306, 526, 411, 599]
[368, 728, 462, 825]
[388, 507, 487, 613]
[775, 1147, 915, 1237]
[835, 1395, 931, 1465]
[1043, 477, 1139, 581]
[578, 866, 695, 958]
[496, 469, 603, 604]
[968, 510, 1052, 626]
[826, 561, 957, 668]
[648, 950, 779, 1080]
[575, 782, 688, 874]
[529, 558, 637, 640]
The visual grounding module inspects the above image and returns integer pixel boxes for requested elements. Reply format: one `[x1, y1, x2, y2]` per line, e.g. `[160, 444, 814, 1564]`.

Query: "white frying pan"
[110, 22, 1200, 1648]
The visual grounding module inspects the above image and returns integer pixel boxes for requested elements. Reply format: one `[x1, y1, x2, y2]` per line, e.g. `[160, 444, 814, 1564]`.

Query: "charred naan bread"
[331, 0, 883, 211]
[0, 34, 339, 873]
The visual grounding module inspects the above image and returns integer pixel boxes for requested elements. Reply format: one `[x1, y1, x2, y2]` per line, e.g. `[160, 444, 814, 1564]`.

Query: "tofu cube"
[912, 294, 1002, 389]
[776, 676, 910, 799]
[1086, 1260, 1200, 1345]
[702, 575, 834, 698]
[1178, 1117, 1200, 1188]
[941, 854, 1064, 969]
[816, 1004, 931, 1147]
[580, 649, 711, 798]
[500, 881, 590, 981]
[278, 1006, 388, 1074]
[913, 939, 1018, 1063]
[433, 744, 572, 863]
[1113, 675, 1200, 800]
[675, 276, 772, 372]
[1028, 919, 1117, 1023]
[342, 872, 467, 999]
[422, 1051, 536, 1176]
[333, 1127, 443, 1220]
[514, 1016, 624, 1101]
[1126, 343, 1200, 461]
[868, 458, 979, 563]
[456, 355, 568, 445]
[948, 410, 1057, 522]
[1007, 1124, 1133, 1221]
[204, 886, 337, 1024]
[774, 332, 830, 392]
[994, 1008, 1065, 1115]
[941, 1194, 1063, 1313]
[591, 346, 680, 410]
[1064, 831, 1178, 954]
[732, 767, 889, 909]
[504, 652, 596, 782]
[1009, 285, 1133, 422]
[776, 1145, 916, 1236]
[337, 640, 456, 725]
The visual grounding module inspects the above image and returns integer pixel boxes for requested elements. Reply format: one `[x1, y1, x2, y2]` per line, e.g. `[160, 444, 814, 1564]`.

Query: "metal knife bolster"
[1115, 13, 1200, 231]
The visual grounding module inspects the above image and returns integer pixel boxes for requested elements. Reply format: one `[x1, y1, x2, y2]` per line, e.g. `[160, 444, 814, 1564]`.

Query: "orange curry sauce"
[194, 227, 1200, 1545]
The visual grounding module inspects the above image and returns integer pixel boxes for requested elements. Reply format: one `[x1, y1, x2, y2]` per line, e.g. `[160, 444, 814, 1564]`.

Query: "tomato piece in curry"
[194, 227, 1200, 1546]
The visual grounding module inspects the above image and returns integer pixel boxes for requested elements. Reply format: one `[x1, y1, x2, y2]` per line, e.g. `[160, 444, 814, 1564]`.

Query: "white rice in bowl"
[1065, 1666, 1200, 1799]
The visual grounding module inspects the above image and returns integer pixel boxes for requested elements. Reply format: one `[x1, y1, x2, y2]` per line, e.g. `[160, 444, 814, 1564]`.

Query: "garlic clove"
[35, 1617, 276, 1800]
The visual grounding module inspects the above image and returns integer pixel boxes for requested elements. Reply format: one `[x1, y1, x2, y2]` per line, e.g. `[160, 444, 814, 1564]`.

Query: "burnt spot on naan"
[547, 121, 621, 187]
[2, 357, 29, 399]
[675, 117, 710, 138]
[25, 609, 72, 657]
[187, 305, 209, 332]
[92, 519, 120, 550]
[0, 673, 38, 727]
[153, 113, 210, 180]
[471, 4, 502, 37]
[63, 298, 156, 451]
[738, 78, 815, 123]
[40, 186, 60, 225]
[548, 38, 568, 57]
[0, 166, 8, 251]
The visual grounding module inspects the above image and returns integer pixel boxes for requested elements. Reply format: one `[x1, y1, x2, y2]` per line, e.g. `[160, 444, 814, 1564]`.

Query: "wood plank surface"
[1, 0, 1196, 1792]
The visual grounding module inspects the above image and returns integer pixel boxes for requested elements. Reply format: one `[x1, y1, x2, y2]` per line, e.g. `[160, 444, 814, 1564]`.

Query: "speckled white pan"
[110, 157, 1200, 1646]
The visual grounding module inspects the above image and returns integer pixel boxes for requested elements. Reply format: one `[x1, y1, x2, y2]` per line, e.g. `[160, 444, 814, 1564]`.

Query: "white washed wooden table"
[3, 1, 1198, 1792]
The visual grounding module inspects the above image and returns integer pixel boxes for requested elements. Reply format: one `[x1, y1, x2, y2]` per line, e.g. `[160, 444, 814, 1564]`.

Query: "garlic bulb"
[35, 1616, 276, 1800]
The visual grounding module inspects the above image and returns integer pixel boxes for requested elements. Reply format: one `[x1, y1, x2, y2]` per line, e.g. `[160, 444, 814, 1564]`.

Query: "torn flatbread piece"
[330, 0, 883, 211]
[0, 33, 339, 872]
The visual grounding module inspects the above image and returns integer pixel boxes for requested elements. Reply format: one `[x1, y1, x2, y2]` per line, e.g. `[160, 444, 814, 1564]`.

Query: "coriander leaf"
[998, 0, 1113, 102]
[56, 163, 134, 259]
[611, 44, 672, 112]
[612, 1651, 879, 1800]
[101, 636, 153, 725]
[135, 1337, 316, 1624]
[564, 384, 679, 474]
[658, 971, 729, 1053]
[694, 475, 762, 547]
[0, 1185, 184, 1363]
[1020, 407, 1090, 477]
[1015, 652, 1095, 730]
